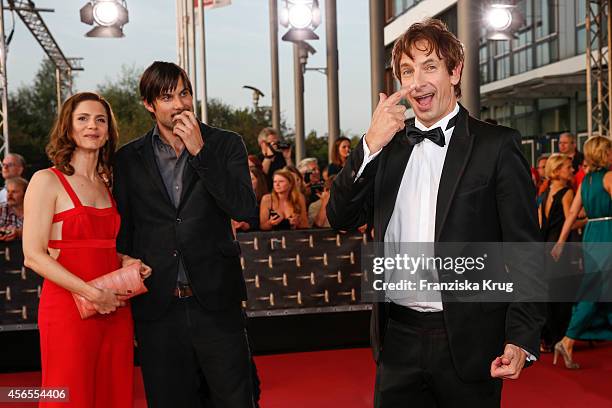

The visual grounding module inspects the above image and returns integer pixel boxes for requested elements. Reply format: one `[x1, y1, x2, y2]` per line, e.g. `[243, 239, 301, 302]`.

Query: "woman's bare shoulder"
[28, 169, 62, 194]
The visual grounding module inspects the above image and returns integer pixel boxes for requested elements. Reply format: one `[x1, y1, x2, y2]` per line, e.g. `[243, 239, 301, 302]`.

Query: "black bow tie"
[404, 114, 458, 148]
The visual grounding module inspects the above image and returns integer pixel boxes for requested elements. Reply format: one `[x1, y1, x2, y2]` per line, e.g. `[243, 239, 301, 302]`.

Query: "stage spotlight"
[485, 2, 524, 41]
[486, 5, 513, 31]
[280, 0, 321, 42]
[80, 0, 129, 38]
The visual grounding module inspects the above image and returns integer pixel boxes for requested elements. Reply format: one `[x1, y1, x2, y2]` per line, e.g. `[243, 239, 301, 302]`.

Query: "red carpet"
[0, 343, 610, 407]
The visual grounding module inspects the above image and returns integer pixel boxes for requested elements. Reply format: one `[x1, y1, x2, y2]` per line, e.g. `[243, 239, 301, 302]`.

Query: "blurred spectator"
[248, 154, 263, 172]
[538, 154, 577, 353]
[558, 132, 584, 174]
[328, 136, 351, 177]
[535, 154, 548, 182]
[297, 157, 323, 204]
[250, 167, 268, 205]
[284, 165, 308, 198]
[0, 176, 27, 241]
[1, 153, 26, 203]
[321, 166, 329, 182]
[233, 167, 268, 233]
[257, 127, 293, 189]
[260, 169, 308, 230]
[550, 135, 612, 368]
[308, 176, 335, 228]
[534, 154, 550, 205]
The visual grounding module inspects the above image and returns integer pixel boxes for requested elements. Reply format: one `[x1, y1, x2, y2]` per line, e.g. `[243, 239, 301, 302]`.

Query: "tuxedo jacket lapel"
[135, 131, 174, 208]
[435, 105, 474, 241]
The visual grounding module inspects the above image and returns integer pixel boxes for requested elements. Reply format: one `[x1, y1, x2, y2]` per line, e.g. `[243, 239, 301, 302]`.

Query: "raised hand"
[364, 86, 411, 154]
[173, 110, 204, 156]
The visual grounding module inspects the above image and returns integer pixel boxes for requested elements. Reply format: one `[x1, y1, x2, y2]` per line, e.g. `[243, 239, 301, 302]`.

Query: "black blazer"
[327, 105, 546, 382]
[113, 122, 256, 321]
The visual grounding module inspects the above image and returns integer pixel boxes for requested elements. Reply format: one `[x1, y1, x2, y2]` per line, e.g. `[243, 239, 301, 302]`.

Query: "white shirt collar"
[415, 103, 460, 132]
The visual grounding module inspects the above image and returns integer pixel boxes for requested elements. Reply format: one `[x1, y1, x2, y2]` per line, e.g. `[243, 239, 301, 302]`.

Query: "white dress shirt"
[357, 103, 460, 312]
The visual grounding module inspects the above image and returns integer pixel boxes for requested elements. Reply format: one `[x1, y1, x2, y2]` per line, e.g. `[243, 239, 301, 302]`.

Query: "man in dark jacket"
[114, 61, 256, 407]
[327, 19, 545, 408]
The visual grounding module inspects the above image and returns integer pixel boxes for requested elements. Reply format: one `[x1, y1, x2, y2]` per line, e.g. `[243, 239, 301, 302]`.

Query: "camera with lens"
[272, 141, 291, 151]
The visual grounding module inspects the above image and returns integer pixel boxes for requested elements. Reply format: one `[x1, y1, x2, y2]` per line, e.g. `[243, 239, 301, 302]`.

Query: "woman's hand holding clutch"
[87, 287, 126, 315]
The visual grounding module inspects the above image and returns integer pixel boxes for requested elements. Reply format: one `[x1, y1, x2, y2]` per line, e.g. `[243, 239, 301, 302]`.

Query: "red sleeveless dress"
[37, 168, 133, 408]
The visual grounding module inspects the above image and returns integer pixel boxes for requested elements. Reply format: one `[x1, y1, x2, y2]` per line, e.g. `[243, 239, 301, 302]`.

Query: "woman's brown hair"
[45, 92, 119, 184]
[392, 18, 464, 98]
[331, 136, 351, 166]
[250, 166, 268, 204]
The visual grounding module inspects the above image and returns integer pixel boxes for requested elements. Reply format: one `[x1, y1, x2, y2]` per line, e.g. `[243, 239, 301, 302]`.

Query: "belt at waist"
[587, 216, 612, 223]
[389, 302, 445, 329]
[48, 239, 116, 249]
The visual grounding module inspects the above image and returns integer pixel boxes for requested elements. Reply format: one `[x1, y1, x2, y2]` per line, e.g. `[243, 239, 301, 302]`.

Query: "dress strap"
[50, 168, 82, 207]
[104, 184, 116, 209]
[48, 239, 116, 249]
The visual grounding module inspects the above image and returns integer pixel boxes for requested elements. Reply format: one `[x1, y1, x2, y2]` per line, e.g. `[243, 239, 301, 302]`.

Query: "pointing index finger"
[384, 86, 412, 107]
[383, 91, 404, 107]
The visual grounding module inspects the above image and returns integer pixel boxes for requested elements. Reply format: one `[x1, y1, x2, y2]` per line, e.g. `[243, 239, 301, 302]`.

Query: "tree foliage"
[8, 61, 359, 174]
[7, 59, 58, 173]
[97, 65, 154, 146]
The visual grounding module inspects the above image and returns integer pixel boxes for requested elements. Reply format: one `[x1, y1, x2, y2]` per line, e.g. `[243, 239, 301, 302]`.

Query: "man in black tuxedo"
[113, 61, 256, 407]
[327, 19, 545, 407]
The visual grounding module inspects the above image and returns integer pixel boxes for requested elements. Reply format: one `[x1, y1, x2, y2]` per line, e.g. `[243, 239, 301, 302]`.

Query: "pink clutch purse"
[72, 262, 148, 319]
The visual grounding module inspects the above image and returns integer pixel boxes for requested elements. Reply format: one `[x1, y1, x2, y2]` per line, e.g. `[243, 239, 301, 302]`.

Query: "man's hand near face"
[172, 111, 204, 156]
[364, 86, 411, 154]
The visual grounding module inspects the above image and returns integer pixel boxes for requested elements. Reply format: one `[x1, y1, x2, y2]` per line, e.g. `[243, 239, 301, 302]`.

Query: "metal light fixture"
[297, 41, 316, 68]
[280, 0, 321, 42]
[487, 5, 513, 31]
[242, 85, 265, 110]
[485, 2, 523, 41]
[80, 0, 129, 38]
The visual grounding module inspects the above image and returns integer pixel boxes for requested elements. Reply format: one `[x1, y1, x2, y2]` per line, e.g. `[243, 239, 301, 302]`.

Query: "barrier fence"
[0, 229, 371, 331]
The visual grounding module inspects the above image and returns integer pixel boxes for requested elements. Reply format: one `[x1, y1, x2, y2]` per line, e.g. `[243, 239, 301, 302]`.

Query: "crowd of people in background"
[240, 127, 352, 232]
[533, 131, 612, 369]
[243, 124, 612, 369]
[0, 153, 27, 241]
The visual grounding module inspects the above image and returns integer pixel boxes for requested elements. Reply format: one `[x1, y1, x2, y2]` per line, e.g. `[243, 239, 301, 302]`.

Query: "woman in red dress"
[22, 92, 152, 407]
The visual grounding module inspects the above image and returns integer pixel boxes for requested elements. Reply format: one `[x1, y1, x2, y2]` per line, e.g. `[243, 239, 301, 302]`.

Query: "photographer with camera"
[297, 157, 324, 205]
[257, 127, 293, 189]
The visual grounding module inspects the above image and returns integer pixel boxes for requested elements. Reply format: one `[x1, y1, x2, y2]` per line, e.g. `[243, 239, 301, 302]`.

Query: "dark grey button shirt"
[151, 126, 190, 284]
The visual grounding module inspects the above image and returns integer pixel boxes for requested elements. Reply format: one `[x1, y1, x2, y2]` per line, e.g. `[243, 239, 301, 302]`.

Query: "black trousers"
[374, 304, 502, 408]
[135, 297, 255, 408]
